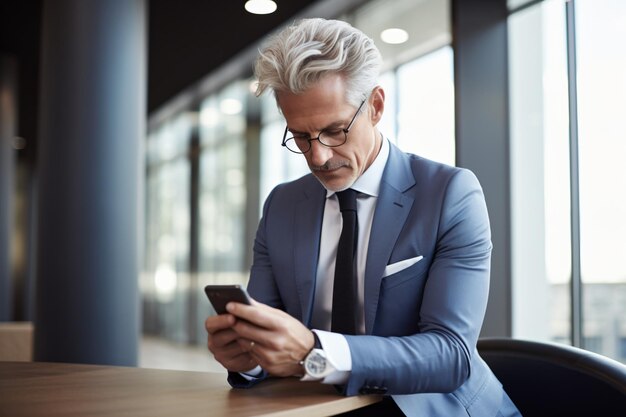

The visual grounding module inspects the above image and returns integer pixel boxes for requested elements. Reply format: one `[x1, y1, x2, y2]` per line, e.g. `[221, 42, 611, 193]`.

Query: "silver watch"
[302, 348, 336, 380]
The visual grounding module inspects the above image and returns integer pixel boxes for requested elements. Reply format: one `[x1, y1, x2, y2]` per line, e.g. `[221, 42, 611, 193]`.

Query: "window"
[619, 337, 626, 361]
[199, 84, 247, 275]
[509, 0, 626, 363]
[576, 0, 626, 362]
[197, 82, 249, 342]
[509, 0, 572, 344]
[143, 114, 192, 342]
[583, 336, 603, 355]
[377, 70, 397, 139]
[396, 47, 455, 166]
[258, 92, 309, 208]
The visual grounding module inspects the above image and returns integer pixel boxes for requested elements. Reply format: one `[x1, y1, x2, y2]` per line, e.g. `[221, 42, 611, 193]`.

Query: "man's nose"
[309, 140, 333, 166]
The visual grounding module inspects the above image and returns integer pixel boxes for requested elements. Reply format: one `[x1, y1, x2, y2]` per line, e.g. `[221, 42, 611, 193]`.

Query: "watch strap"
[312, 331, 322, 349]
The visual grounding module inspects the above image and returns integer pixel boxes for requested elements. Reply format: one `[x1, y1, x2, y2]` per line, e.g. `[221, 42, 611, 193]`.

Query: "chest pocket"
[381, 257, 428, 290]
[374, 259, 430, 336]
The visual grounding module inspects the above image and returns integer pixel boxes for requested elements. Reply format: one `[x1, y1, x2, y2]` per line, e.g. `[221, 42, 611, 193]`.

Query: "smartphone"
[204, 284, 252, 314]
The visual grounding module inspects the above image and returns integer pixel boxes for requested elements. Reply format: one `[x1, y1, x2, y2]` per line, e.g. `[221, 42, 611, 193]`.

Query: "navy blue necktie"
[331, 189, 358, 335]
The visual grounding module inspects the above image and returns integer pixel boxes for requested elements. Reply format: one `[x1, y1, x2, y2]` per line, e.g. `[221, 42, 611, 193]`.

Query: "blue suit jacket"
[236, 141, 515, 416]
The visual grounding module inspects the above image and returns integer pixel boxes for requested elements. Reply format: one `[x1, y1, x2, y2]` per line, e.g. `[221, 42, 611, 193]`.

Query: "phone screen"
[204, 285, 252, 314]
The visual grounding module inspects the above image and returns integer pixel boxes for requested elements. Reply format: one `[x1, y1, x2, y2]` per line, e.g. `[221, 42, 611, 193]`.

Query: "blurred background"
[1, 0, 625, 371]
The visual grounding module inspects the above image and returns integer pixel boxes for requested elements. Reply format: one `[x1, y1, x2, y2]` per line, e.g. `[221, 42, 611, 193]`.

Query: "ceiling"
[147, 0, 322, 114]
[0, 0, 323, 162]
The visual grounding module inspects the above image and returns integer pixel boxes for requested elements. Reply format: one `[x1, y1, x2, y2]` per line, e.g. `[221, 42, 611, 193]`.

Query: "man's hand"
[205, 312, 259, 373]
[226, 299, 315, 377]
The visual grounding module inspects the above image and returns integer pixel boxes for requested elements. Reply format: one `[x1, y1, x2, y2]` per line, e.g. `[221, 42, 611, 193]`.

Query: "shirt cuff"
[313, 329, 352, 385]
[239, 365, 263, 381]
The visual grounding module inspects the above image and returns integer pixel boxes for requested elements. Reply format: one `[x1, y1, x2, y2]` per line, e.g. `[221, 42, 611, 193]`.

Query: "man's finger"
[215, 347, 258, 372]
[205, 313, 236, 333]
[208, 327, 240, 349]
[226, 301, 283, 330]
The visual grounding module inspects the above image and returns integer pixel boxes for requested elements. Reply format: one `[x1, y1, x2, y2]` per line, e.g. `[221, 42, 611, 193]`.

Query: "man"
[206, 18, 521, 416]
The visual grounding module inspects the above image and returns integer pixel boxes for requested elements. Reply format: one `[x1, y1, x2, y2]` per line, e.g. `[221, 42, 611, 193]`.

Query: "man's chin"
[313, 172, 354, 192]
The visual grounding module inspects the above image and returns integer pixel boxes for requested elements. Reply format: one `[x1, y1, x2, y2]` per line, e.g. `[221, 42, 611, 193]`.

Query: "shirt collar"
[326, 134, 390, 199]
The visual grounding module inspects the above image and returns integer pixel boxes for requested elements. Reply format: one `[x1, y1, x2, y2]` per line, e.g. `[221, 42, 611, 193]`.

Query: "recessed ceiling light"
[380, 28, 409, 45]
[245, 0, 277, 15]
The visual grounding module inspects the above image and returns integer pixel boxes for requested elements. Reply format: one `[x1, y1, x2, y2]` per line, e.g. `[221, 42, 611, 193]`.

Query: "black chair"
[478, 337, 626, 416]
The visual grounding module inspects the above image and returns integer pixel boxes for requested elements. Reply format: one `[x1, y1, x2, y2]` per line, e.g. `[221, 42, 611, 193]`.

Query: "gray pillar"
[452, 0, 512, 337]
[34, 0, 146, 365]
[0, 56, 17, 321]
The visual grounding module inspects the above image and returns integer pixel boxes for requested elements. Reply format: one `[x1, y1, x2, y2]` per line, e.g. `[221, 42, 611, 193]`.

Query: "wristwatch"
[300, 333, 336, 381]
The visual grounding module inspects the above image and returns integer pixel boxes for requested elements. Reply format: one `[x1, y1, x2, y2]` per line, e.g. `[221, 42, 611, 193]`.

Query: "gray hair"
[254, 18, 383, 107]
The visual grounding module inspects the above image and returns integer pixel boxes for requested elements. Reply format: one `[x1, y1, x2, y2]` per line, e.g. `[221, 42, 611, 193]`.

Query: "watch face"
[305, 350, 327, 377]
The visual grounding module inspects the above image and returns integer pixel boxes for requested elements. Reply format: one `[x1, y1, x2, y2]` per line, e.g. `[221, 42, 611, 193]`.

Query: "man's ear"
[369, 85, 385, 126]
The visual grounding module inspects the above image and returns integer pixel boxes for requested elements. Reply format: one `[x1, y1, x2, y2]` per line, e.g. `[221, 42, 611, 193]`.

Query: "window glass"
[619, 337, 626, 361]
[396, 46, 455, 166]
[510, 0, 626, 364]
[258, 93, 310, 208]
[198, 82, 248, 278]
[143, 114, 192, 342]
[377, 70, 397, 140]
[576, 0, 626, 360]
[509, 0, 572, 343]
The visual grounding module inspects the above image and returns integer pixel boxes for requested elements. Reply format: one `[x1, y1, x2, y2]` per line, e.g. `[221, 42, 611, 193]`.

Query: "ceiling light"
[245, 0, 277, 15]
[380, 28, 409, 45]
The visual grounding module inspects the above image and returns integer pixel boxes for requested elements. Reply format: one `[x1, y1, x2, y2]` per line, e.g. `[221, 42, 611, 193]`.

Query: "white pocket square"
[383, 255, 424, 277]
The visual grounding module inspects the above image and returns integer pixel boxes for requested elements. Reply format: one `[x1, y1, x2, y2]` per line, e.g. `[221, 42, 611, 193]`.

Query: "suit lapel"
[293, 179, 326, 326]
[364, 144, 415, 334]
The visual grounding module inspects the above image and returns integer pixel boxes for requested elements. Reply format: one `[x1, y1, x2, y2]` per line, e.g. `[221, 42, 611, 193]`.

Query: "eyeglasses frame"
[281, 99, 367, 154]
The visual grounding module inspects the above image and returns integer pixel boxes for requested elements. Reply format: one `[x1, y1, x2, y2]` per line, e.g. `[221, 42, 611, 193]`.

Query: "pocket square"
[383, 255, 424, 277]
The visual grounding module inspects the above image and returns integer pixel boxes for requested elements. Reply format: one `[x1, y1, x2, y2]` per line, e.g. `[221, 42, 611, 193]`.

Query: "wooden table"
[0, 362, 381, 416]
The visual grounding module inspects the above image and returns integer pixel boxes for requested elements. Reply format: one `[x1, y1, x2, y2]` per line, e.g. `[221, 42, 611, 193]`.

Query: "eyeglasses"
[281, 99, 366, 154]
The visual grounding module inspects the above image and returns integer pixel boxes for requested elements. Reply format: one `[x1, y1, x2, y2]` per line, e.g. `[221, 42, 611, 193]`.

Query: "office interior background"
[1, 0, 625, 368]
